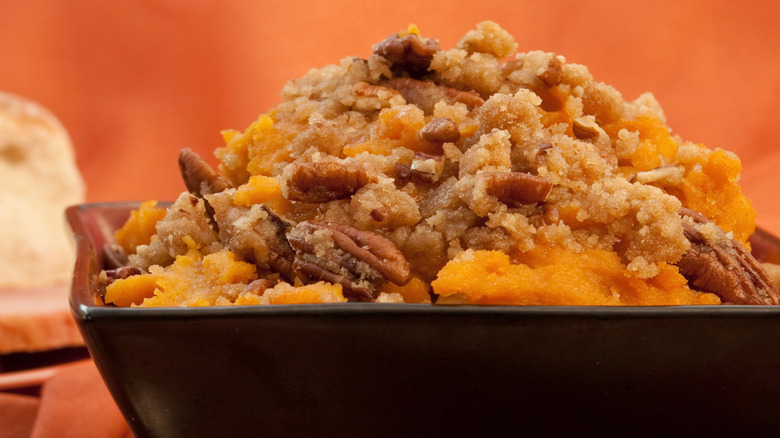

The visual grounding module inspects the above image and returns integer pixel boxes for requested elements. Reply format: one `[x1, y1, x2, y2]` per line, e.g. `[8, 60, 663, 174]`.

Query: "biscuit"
[0, 92, 85, 287]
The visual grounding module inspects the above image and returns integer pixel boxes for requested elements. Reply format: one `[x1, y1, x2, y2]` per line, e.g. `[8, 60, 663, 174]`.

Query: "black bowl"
[68, 203, 780, 437]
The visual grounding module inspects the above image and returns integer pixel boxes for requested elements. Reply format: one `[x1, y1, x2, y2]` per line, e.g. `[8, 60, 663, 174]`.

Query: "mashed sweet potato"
[432, 247, 719, 305]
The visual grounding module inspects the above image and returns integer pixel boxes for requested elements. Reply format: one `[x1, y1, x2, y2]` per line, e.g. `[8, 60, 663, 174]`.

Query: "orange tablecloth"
[1, 0, 780, 436]
[0, 361, 131, 438]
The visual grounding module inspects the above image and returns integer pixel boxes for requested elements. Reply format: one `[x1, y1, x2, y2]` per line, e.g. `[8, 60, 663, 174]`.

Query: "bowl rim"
[71, 300, 780, 322]
[68, 202, 780, 319]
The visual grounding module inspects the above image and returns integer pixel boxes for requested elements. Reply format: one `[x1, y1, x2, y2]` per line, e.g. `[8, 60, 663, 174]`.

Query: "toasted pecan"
[373, 32, 441, 77]
[676, 208, 780, 305]
[381, 78, 484, 114]
[178, 148, 231, 196]
[419, 117, 460, 143]
[482, 172, 552, 207]
[288, 221, 411, 301]
[286, 161, 369, 203]
[103, 266, 142, 286]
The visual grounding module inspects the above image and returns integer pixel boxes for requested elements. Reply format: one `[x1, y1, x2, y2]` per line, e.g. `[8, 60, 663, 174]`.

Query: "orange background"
[2, 0, 780, 231]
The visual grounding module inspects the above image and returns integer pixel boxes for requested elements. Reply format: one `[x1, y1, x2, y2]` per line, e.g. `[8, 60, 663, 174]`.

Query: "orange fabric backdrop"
[1, 0, 780, 231]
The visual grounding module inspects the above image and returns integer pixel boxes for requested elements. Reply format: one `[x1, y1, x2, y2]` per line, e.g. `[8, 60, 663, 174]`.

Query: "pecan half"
[286, 161, 369, 203]
[288, 221, 411, 301]
[381, 78, 484, 114]
[179, 148, 232, 232]
[482, 172, 552, 207]
[321, 222, 411, 285]
[676, 208, 779, 305]
[373, 32, 441, 77]
[419, 117, 460, 143]
[178, 148, 231, 196]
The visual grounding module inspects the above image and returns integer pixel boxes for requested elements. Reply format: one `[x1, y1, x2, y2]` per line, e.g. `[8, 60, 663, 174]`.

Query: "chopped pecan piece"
[632, 165, 684, 185]
[288, 221, 411, 301]
[244, 278, 276, 295]
[410, 152, 444, 183]
[103, 266, 142, 286]
[373, 32, 441, 77]
[676, 208, 779, 305]
[370, 208, 389, 222]
[572, 117, 601, 140]
[543, 203, 560, 223]
[352, 82, 404, 111]
[522, 142, 554, 169]
[538, 56, 563, 87]
[394, 162, 412, 186]
[537, 142, 553, 152]
[381, 78, 484, 114]
[482, 172, 553, 207]
[293, 259, 375, 301]
[353, 81, 401, 99]
[178, 148, 231, 196]
[419, 117, 460, 143]
[286, 161, 369, 203]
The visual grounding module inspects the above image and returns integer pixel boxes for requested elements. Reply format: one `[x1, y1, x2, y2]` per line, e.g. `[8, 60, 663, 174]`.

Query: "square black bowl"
[68, 203, 780, 437]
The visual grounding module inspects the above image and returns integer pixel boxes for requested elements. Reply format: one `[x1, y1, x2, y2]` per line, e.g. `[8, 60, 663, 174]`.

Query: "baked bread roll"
[0, 92, 85, 287]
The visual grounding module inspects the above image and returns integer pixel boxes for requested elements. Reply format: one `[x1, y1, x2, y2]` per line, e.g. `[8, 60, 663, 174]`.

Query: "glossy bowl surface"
[69, 203, 780, 437]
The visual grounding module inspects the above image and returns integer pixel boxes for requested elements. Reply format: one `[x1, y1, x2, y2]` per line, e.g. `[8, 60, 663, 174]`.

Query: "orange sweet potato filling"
[106, 249, 257, 307]
[606, 117, 755, 245]
[673, 148, 755, 245]
[432, 247, 720, 306]
[216, 114, 298, 186]
[104, 272, 158, 307]
[114, 200, 166, 255]
[105, 247, 346, 307]
[233, 175, 283, 207]
[343, 105, 442, 157]
[377, 276, 432, 303]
